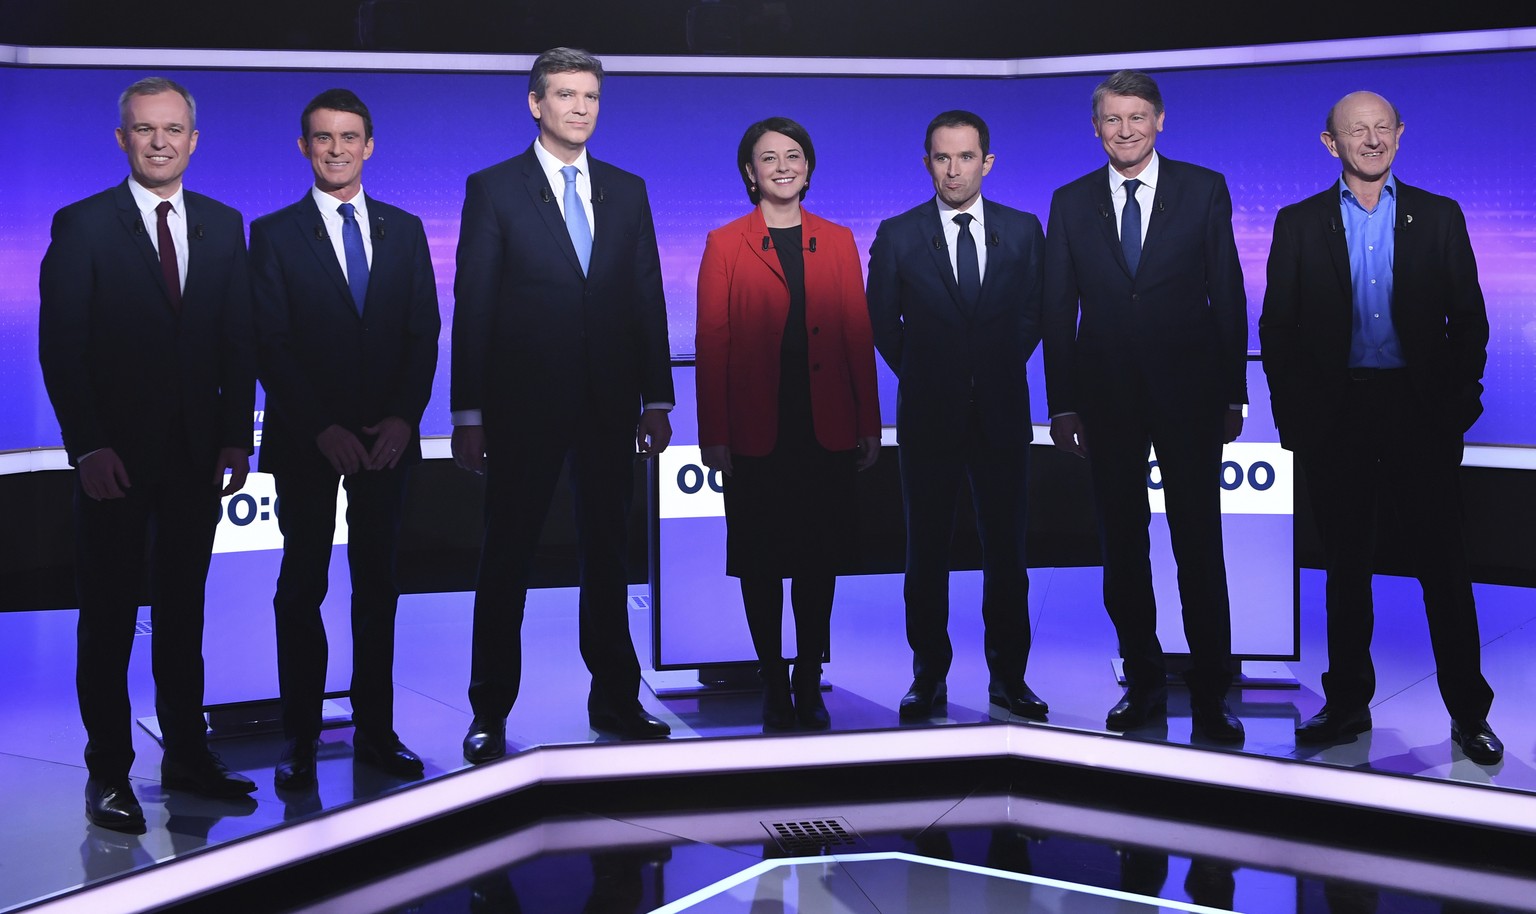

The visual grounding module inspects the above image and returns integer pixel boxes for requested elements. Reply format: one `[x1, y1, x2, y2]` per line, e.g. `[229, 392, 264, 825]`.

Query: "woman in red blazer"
[695, 117, 881, 730]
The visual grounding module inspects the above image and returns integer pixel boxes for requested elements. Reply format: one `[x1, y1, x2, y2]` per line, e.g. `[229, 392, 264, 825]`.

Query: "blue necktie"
[953, 212, 981, 312]
[338, 202, 369, 314]
[1120, 178, 1142, 277]
[561, 165, 592, 275]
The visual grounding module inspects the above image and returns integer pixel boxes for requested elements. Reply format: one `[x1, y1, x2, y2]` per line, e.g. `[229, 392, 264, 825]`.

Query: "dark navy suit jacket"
[250, 192, 440, 474]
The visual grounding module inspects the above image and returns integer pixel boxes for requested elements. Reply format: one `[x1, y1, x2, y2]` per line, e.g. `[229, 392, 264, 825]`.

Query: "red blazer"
[695, 208, 881, 456]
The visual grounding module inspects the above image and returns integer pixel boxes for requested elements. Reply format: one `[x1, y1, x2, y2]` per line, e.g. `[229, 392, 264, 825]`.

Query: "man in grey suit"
[1042, 70, 1246, 742]
[867, 110, 1048, 724]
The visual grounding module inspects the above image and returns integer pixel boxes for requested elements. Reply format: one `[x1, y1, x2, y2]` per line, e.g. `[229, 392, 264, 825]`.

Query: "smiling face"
[924, 124, 993, 212]
[746, 130, 809, 207]
[300, 108, 373, 200]
[1322, 91, 1403, 190]
[529, 70, 600, 159]
[116, 90, 198, 198]
[1093, 92, 1163, 179]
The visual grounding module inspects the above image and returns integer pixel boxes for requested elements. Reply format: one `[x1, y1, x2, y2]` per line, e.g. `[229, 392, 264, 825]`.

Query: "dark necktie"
[562, 165, 593, 275]
[155, 200, 182, 313]
[339, 202, 369, 314]
[1120, 178, 1143, 276]
[953, 212, 980, 311]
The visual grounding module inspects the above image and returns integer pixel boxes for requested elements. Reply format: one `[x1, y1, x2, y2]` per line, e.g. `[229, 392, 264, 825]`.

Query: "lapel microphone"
[762, 236, 772, 251]
[373, 217, 386, 240]
[1329, 217, 1339, 233]
[987, 231, 999, 247]
[1098, 204, 1110, 219]
[932, 234, 945, 251]
[596, 188, 606, 204]
[314, 225, 328, 240]
[133, 219, 145, 236]
[808, 237, 816, 253]
[541, 186, 552, 203]
[193, 225, 205, 240]
[1397, 213, 1412, 231]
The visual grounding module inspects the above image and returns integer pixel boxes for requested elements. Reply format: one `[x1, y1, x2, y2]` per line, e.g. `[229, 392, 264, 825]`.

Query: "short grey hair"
[119, 77, 197, 129]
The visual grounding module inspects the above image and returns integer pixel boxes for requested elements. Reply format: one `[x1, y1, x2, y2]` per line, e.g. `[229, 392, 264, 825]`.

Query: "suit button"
[1131, 293, 1140, 301]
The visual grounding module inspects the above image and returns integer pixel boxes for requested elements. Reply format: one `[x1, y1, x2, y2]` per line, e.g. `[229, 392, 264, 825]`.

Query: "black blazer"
[39, 180, 255, 480]
[450, 144, 674, 431]
[1043, 157, 1248, 418]
[866, 197, 1045, 448]
[251, 192, 441, 474]
[1259, 179, 1488, 451]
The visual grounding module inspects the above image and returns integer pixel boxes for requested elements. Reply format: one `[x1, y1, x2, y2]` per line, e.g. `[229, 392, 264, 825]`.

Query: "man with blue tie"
[251, 88, 441, 788]
[1042, 70, 1247, 742]
[40, 77, 257, 831]
[867, 111, 1048, 724]
[451, 48, 675, 762]
[1260, 91, 1501, 764]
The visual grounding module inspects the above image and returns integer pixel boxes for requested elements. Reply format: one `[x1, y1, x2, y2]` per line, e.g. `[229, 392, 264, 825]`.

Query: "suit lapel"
[296, 195, 356, 311]
[922, 202, 969, 318]
[115, 182, 179, 312]
[743, 207, 785, 283]
[1315, 187, 1352, 298]
[1138, 162, 1172, 276]
[523, 151, 585, 278]
[1089, 174, 1132, 277]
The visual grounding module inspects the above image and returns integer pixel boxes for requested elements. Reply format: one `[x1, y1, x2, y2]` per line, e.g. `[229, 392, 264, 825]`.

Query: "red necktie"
[156, 200, 182, 313]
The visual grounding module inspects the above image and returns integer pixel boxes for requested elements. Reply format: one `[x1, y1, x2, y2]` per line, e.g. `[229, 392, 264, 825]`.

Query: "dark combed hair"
[528, 46, 604, 99]
[736, 116, 816, 205]
[1092, 69, 1164, 119]
[924, 110, 991, 157]
[301, 88, 373, 140]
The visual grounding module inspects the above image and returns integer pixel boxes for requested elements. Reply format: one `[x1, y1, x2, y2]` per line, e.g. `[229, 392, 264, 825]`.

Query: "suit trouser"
[468, 420, 641, 720]
[900, 406, 1032, 685]
[1082, 394, 1233, 697]
[271, 464, 411, 742]
[1295, 370, 1492, 722]
[74, 462, 219, 781]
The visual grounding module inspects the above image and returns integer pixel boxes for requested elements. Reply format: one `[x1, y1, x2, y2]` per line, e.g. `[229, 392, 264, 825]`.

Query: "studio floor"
[3, 565, 1535, 913]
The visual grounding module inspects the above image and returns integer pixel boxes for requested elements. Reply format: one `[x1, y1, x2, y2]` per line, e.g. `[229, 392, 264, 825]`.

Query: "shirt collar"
[533, 137, 591, 186]
[936, 194, 986, 226]
[312, 185, 368, 221]
[1108, 150, 1160, 194]
[1338, 173, 1397, 208]
[127, 178, 185, 217]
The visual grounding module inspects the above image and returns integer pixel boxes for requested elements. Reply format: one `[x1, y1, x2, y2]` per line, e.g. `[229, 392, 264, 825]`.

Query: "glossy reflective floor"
[2, 566, 1534, 912]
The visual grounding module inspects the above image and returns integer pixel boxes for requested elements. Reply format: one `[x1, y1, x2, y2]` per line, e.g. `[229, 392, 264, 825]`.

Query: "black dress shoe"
[274, 738, 319, 790]
[792, 665, 830, 731]
[85, 779, 145, 833]
[589, 705, 672, 740]
[988, 681, 1049, 722]
[899, 679, 947, 722]
[1106, 688, 1167, 731]
[1451, 719, 1504, 765]
[1295, 705, 1371, 744]
[355, 733, 425, 779]
[161, 750, 257, 798]
[1191, 697, 1245, 742]
[463, 718, 507, 764]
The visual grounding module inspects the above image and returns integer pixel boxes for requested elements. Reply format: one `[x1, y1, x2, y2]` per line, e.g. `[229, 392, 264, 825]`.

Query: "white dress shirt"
[127, 179, 189, 292]
[312, 185, 374, 280]
[1107, 150, 1159, 244]
[936, 194, 988, 284]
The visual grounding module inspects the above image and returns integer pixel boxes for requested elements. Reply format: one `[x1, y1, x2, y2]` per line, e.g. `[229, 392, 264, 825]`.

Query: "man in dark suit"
[867, 110, 1048, 724]
[451, 47, 675, 762]
[1042, 70, 1247, 742]
[251, 88, 441, 789]
[39, 77, 257, 832]
[1259, 91, 1501, 764]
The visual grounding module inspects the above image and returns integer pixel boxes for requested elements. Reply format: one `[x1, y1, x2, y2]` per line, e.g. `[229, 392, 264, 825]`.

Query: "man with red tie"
[40, 77, 257, 832]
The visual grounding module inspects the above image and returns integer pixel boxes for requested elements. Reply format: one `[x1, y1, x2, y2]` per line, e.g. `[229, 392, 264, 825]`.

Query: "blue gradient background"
[4, 50, 1533, 449]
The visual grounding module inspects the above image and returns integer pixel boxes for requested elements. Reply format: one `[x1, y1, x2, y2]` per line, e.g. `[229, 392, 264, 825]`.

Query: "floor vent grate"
[764, 817, 860, 855]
